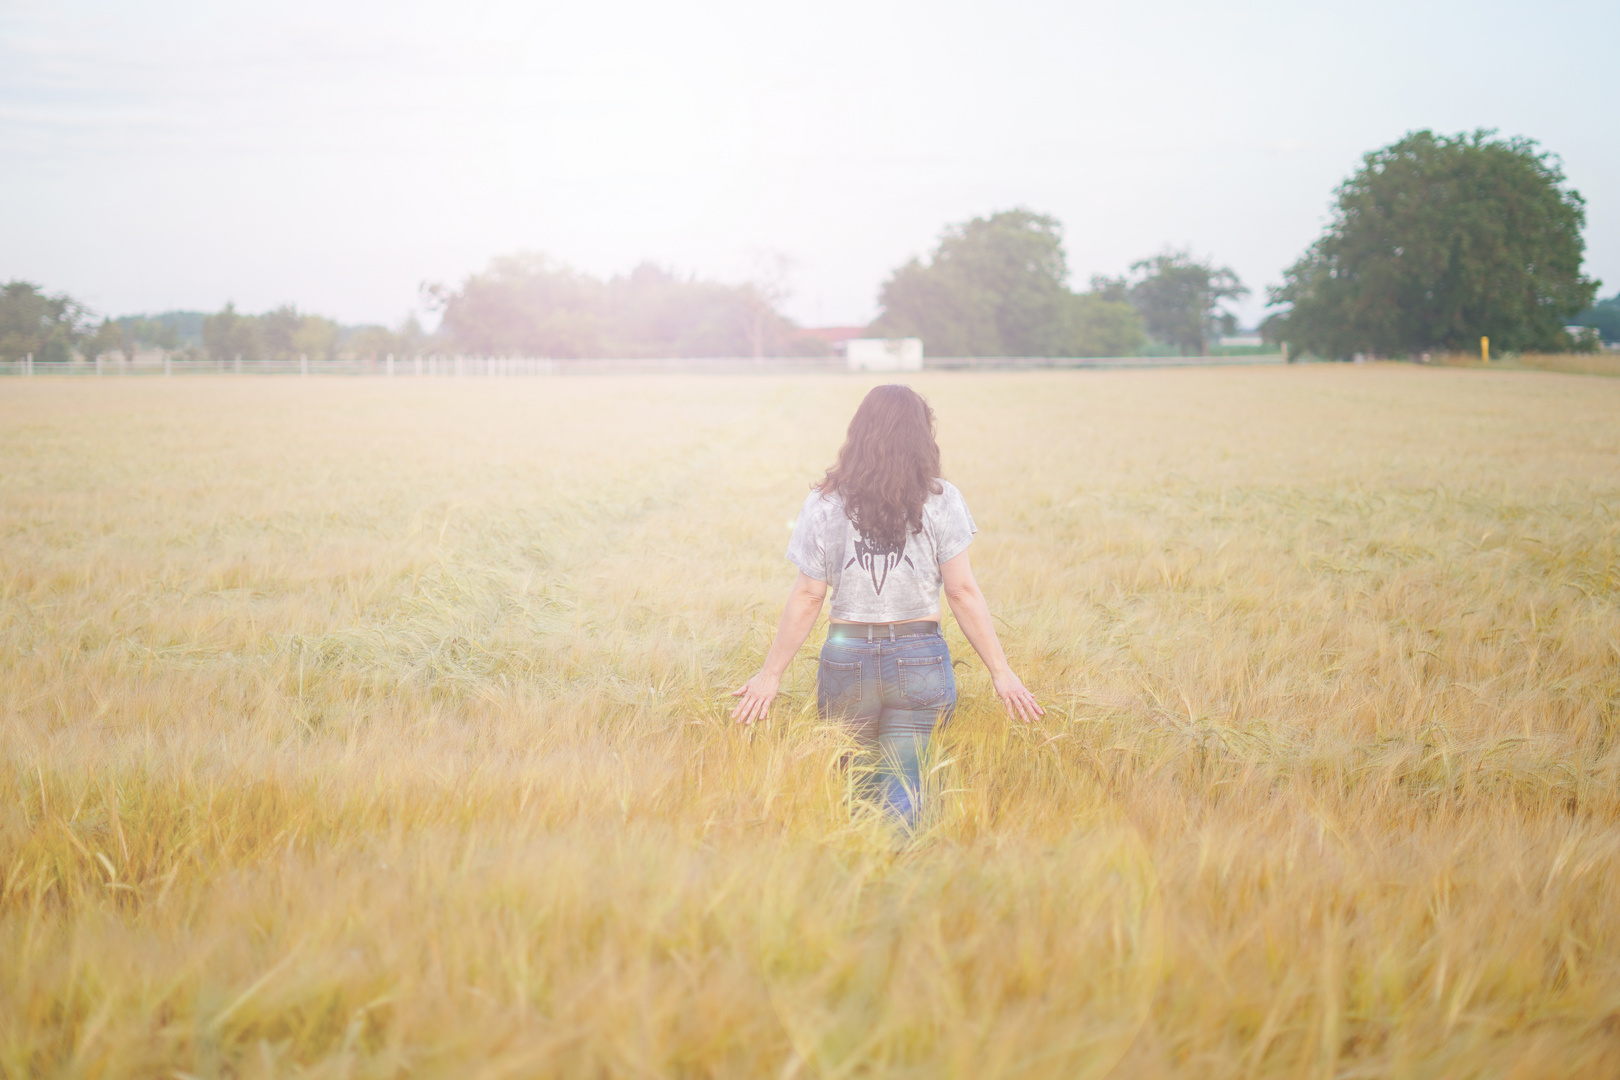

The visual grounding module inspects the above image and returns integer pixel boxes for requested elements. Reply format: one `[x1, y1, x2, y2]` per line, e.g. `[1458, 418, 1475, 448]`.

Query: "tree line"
[0, 236, 1254, 365]
[0, 260, 821, 364]
[2, 127, 1611, 365]
[0, 290, 429, 365]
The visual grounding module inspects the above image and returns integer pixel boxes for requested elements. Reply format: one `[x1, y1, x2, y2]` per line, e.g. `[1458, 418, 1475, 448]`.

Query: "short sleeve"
[932, 481, 978, 564]
[785, 491, 831, 580]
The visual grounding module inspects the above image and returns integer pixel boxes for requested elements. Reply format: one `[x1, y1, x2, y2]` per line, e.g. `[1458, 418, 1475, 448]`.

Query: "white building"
[844, 338, 924, 372]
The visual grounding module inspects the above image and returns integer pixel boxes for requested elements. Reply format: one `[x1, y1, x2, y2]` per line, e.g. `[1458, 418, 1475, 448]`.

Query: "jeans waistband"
[826, 620, 941, 642]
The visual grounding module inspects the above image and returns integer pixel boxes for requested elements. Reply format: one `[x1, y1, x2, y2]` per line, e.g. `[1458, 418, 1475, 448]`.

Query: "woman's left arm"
[730, 572, 830, 724]
[941, 550, 1044, 723]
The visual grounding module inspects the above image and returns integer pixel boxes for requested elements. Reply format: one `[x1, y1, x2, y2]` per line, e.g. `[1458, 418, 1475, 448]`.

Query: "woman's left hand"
[992, 669, 1045, 723]
[730, 671, 781, 725]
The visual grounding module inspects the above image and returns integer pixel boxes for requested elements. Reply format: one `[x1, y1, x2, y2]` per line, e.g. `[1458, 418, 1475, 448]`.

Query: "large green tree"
[872, 209, 1143, 357]
[0, 281, 89, 362]
[1266, 130, 1598, 357]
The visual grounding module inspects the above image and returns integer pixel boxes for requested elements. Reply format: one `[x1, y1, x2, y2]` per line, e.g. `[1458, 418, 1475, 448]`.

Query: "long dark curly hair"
[818, 385, 943, 550]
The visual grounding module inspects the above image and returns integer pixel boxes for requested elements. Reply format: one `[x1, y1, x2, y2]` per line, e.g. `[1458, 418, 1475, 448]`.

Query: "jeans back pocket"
[897, 656, 949, 708]
[817, 659, 864, 716]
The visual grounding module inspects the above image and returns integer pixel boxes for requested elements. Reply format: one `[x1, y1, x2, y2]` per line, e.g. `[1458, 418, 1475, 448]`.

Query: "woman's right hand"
[991, 669, 1044, 723]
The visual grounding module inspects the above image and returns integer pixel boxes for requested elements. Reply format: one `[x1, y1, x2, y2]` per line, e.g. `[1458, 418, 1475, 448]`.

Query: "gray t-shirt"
[786, 480, 977, 622]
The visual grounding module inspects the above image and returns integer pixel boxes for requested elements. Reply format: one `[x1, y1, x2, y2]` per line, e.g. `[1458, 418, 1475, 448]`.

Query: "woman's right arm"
[941, 550, 1043, 723]
[729, 572, 829, 725]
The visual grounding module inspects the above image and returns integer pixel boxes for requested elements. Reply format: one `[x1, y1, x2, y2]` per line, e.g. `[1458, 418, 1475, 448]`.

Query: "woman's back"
[787, 480, 976, 623]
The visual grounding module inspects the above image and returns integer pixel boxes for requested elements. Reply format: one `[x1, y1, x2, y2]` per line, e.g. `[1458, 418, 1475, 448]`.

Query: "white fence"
[0, 355, 846, 377]
[0, 353, 1286, 377]
[926, 353, 1286, 370]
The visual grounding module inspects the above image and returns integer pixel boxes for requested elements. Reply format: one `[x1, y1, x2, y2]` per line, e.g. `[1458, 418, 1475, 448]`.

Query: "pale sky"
[3, 0, 1616, 331]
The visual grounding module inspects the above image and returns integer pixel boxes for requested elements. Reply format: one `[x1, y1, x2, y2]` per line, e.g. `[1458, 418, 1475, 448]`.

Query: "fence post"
[96, 356, 103, 377]
[456, 355, 464, 377]
[301, 354, 308, 376]
[387, 353, 395, 378]
[234, 354, 242, 375]
[25, 353, 32, 377]
[164, 354, 171, 377]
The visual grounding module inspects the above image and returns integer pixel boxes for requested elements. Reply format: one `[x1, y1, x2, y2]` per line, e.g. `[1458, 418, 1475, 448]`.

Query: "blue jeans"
[817, 629, 957, 827]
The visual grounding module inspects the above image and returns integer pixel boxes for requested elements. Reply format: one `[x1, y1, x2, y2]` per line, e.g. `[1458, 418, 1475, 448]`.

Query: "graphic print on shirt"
[846, 529, 915, 595]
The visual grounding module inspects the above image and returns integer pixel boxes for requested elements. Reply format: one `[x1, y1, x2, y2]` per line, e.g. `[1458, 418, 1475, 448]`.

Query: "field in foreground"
[2, 366, 1618, 1078]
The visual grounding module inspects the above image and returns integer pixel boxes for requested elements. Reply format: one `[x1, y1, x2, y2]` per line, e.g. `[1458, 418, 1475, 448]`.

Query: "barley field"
[2, 366, 1618, 1079]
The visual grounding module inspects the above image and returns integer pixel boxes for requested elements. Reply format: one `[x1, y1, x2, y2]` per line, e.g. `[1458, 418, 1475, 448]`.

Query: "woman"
[731, 384, 1042, 826]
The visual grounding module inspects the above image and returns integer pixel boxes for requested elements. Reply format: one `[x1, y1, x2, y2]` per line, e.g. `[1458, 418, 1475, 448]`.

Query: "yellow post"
[1481, 336, 1489, 364]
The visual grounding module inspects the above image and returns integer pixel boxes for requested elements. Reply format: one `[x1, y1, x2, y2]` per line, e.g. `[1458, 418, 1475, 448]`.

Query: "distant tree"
[121, 317, 178, 360]
[1571, 291, 1620, 343]
[397, 314, 427, 355]
[116, 320, 140, 362]
[1125, 251, 1247, 356]
[82, 319, 125, 363]
[1061, 294, 1141, 357]
[260, 305, 303, 360]
[0, 280, 90, 362]
[131, 312, 201, 349]
[344, 325, 399, 360]
[1088, 275, 1131, 304]
[1265, 130, 1598, 357]
[610, 261, 816, 358]
[292, 315, 340, 361]
[873, 209, 1068, 356]
[431, 255, 605, 357]
[346, 314, 432, 360]
[1568, 326, 1601, 353]
[202, 302, 263, 362]
[873, 209, 1144, 357]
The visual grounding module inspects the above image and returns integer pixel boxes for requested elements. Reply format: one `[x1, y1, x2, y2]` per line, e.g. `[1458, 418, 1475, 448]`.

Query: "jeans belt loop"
[888, 623, 896, 642]
[866, 623, 873, 642]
